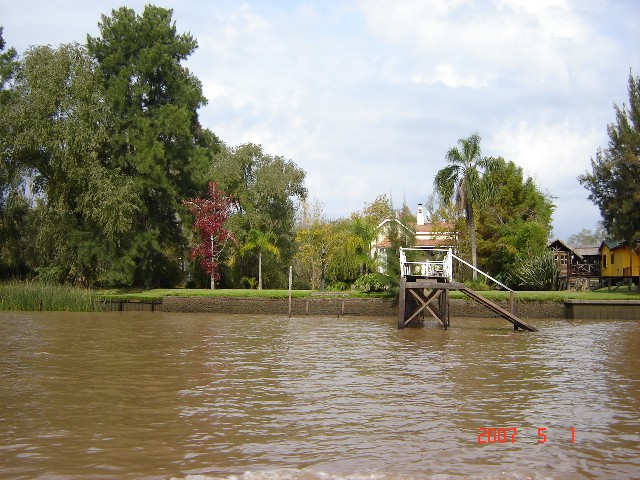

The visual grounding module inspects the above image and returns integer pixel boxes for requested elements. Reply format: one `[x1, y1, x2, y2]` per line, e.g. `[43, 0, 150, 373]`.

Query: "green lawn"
[1, 282, 637, 312]
[97, 288, 315, 302]
[98, 287, 640, 302]
[450, 289, 640, 301]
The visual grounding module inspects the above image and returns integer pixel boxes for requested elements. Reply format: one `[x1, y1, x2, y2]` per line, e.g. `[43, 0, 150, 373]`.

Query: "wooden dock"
[398, 248, 537, 332]
[398, 279, 537, 331]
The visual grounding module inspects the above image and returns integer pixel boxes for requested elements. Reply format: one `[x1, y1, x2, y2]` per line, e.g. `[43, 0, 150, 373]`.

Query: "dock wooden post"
[398, 277, 407, 329]
[510, 291, 515, 315]
[438, 288, 450, 328]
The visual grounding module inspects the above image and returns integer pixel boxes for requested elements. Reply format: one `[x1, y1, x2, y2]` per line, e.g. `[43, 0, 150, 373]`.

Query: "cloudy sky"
[1, 0, 639, 240]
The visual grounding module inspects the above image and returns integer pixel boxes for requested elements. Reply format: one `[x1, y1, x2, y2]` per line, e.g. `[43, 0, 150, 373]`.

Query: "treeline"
[0, 7, 307, 288]
[0, 5, 560, 291]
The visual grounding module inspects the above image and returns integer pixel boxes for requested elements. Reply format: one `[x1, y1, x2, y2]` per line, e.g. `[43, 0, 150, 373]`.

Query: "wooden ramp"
[458, 287, 537, 332]
[398, 278, 537, 332]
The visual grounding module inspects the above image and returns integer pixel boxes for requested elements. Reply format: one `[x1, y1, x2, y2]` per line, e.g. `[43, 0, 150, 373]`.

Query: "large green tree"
[362, 194, 394, 226]
[0, 28, 18, 163]
[434, 133, 496, 280]
[0, 27, 28, 276]
[294, 200, 332, 289]
[579, 72, 640, 246]
[211, 143, 306, 287]
[85, 5, 218, 286]
[475, 157, 554, 279]
[8, 42, 137, 284]
[322, 217, 373, 289]
[2, 6, 218, 286]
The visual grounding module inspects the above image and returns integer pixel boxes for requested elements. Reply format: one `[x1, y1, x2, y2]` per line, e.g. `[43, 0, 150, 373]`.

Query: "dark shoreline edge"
[157, 296, 567, 318]
[104, 296, 640, 320]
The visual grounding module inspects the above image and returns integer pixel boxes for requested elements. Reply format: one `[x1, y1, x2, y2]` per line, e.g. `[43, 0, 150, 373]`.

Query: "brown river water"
[0, 311, 638, 480]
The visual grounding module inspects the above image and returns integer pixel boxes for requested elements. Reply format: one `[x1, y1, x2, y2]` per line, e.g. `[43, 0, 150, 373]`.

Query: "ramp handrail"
[450, 253, 510, 291]
[450, 252, 516, 314]
[399, 247, 516, 314]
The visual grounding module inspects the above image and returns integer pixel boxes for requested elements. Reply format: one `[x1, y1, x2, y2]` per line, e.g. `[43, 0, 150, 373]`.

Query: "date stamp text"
[477, 427, 575, 444]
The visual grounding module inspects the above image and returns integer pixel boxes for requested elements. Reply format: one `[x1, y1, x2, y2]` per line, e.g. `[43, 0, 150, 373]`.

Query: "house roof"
[599, 240, 626, 252]
[548, 238, 577, 252]
[374, 217, 457, 249]
[415, 222, 455, 234]
[415, 237, 454, 248]
[548, 239, 600, 258]
[375, 218, 414, 236]
[574, 246, 600, 257]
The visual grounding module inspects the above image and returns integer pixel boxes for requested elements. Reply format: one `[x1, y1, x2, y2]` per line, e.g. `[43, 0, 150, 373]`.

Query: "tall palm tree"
[434, 133, 494, 280]
[241, 229, 280, 290]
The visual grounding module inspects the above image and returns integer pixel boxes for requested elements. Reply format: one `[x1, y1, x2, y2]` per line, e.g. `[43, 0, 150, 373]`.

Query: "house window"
[611, 254, 615, 265]
[603, 255, 607, 268]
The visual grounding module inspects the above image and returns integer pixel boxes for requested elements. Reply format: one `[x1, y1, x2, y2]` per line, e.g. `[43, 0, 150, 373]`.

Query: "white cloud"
[412, 63, 493, 89]
[489, 120, 606, 238]
[357, 0, 611, 94]
[2, 0, 637, 240]
[490, 120, 602, 192]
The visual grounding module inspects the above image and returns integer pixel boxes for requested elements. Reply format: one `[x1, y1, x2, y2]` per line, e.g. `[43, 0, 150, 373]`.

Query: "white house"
[414, 203, 457, 248]
[372, 204, 457, 273]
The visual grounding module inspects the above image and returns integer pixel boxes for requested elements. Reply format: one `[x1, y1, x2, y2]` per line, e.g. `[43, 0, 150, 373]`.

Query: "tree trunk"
[258, 250, 263, 290]
[466, 200, 478, 281]
[210, 234, 215, 289]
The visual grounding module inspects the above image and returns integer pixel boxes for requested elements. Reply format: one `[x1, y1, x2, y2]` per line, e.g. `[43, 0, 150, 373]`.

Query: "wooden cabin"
[599, 240, 640, 279]
[548, 239, 601, 289]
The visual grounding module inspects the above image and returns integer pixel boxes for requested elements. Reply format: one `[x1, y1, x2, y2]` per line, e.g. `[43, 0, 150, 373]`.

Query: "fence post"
[510, 291, 514, 315]
[288, 265, 292, 317]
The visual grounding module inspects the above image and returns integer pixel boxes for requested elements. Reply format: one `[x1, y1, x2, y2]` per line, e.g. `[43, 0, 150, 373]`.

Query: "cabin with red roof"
[372, 204, 458, 273]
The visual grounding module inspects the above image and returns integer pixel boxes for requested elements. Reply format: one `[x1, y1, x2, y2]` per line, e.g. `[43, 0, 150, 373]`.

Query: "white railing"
[399, 247, 517, 314]
[400, 247, 453, 281]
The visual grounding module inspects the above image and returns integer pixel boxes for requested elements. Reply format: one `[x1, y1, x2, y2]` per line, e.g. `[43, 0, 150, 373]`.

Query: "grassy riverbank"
[0, 281, 105, 311]
[98, 287, 640, 302]
[451, 289, 640, 301]
[1, 282, 638, 312]
[98, 288, 316, 302]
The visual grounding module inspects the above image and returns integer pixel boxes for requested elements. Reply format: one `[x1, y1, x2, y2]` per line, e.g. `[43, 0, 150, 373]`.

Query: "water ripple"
[0, 313, 638, 479]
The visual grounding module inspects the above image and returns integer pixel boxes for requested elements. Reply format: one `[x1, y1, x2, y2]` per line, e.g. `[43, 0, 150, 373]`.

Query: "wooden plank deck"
[398, 278, 537, 332]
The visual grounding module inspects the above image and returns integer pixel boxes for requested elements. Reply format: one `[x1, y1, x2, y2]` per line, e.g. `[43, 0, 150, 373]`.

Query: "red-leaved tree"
[182, 182, 237, 289]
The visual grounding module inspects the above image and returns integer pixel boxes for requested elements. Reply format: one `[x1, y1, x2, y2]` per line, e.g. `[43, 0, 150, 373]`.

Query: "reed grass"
[0, 281, 105, 312]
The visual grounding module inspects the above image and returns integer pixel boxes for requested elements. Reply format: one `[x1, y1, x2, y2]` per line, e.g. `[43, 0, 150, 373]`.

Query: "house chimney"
[416, 203, 425, 226]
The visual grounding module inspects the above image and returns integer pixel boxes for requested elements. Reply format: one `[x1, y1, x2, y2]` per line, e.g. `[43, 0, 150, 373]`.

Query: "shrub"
[509, 251, 560, 291]
[354, 272, 389, 293]
[241, 277, 258, 289]
[464, 279, 492, 291]
[328, 281, 349, 291]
